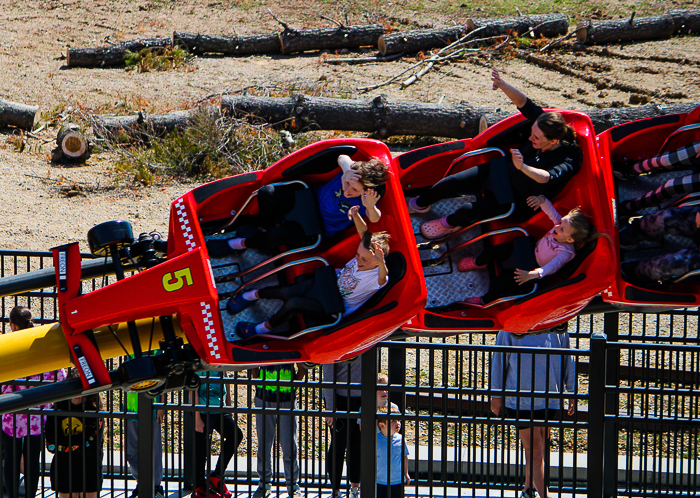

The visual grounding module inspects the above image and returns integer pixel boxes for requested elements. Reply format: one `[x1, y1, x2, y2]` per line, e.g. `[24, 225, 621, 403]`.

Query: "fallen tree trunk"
[92, 96, 700, 141]
[669, 9, 700, 35]
[222, 94, 496, 138]
[66, 37, 173, 67]
[172, 31, 280, 55]
[379, 14, 567, 55]
[92, 106, 218, 140]
[576, 15, 675, 45]
[0, 98, 37, 130]
[279, 24, 385, 54]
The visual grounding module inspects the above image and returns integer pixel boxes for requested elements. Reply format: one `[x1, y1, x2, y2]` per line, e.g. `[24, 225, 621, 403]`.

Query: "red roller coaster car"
[598, 104, 700, 310]
[394, 109, 617, 334]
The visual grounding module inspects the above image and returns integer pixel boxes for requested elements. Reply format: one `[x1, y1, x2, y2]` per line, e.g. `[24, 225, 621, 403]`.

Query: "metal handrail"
[655, 123, 700, 157]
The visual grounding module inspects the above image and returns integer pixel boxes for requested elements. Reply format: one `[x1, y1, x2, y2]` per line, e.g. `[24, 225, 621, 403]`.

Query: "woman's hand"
[526, 195, 546, 210]
[361, 188, 379, 209]
[511, 148, 524, 170]
[514, 268, 539, 284]
[491, 68, 505, 91]
[348, 205, 360, 221]
[325, 417, 334, 428]
[195, 414, 205, 433]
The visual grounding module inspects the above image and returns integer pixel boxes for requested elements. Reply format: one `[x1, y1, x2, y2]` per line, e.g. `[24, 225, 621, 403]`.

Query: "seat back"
[360, 251, 407, 311]
[284, 188, 323, 237]
[305, 265, 345, 315]
[481, 156, 515, 206]
[501, 236, 537, 272]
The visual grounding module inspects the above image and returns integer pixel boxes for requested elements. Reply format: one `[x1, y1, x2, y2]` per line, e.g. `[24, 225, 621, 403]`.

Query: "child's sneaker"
[519, 488, 538, 498]
[154, 486, 165, 498]
[349, 487, 360, 498]
[287, 485, 303, 498]
[226, 293, 255, 315]
[420, 217, 461, 239]
[461, 296, 484, 306]
[236, 321, 259, 340]
[195, 486, 214, 498]
[406, 197, 431, 214]
[209, 476, 232, 498]
[457, 256, 486, 272]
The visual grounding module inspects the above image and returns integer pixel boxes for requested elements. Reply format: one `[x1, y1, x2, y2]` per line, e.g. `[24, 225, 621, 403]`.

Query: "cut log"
[91, 96, 700, 141]
[0, 98, 37, 130]
[669, 9, 700, 35]
[575, 15, 675, 45]
[92, 106, 219, 140]
[379, 14, 567, 55]
[279, 24, 385, 54]
[56, 123, 89, 162]
[66, 37, 173, 68]
[172, 31, 280, 55]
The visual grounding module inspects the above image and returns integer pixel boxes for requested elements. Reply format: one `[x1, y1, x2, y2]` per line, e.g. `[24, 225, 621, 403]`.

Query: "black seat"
[305, 265, 345, 316]
[483, 235, 538, 307]
[284, 187, 323, 239]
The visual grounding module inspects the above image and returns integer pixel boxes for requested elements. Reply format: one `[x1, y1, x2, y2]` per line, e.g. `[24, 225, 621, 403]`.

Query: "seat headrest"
[281, 146, 358, 178]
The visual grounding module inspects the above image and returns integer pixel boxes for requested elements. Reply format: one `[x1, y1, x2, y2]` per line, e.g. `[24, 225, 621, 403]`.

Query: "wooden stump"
[576, 15, 675, 45]
[279, 24, 385, 54]
[56, 124, 89, 162]
[379, 14, 567, 55]
[0, 98, 37, 130]
[172, 31, 280, 55]
[669, 9, 700, 35]
[66, 37, 173, 68]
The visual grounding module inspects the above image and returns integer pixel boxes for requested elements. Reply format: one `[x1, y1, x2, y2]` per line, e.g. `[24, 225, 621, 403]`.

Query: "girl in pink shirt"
[458, 196, 605, 305]
[2, 307, 67, 498]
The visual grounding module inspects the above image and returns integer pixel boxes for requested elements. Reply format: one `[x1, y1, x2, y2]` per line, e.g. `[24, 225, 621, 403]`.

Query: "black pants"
[235, 183, 314, 252]
[377, 484, 403, 498]
[2, 432, 41, 498]
[258, 278, 327, 328]
[474, 242, 523, 303]
[194, 413, 243, 488]
[326, 395, 362, 490]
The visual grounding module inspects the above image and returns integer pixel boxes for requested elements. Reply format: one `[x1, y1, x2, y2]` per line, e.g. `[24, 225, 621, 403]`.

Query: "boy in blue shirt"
[206, 154, 389, 256]
[376, 405, 410, 498]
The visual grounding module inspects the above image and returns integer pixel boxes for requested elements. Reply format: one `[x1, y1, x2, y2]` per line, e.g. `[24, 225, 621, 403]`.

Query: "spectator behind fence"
[357, 372, 398, 430]
[376, 405, 410, 498]
[490, 330, 576, 498]
[46, 368, 103, 498]
[323, 358, 362, 498]
[193, 370, 243, 498]
[2, 306, 66, 498]
[123, 352, 166, 498]
[251, 363, 307, 498]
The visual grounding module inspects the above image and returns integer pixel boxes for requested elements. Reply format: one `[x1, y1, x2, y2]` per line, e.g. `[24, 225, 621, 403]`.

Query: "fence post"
[388, 339, 406, 411]
[588, 330, 608, 498]
[137, 393, 156, 498]
[603, 313, 620, 497]
[361, 347, 378, 498]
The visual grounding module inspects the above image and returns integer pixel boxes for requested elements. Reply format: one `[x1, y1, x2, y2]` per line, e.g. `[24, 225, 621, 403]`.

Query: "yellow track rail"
[0, 317, 186, 383]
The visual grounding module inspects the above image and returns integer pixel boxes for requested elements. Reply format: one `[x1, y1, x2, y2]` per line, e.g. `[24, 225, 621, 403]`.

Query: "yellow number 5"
[162, 268, 194, 292]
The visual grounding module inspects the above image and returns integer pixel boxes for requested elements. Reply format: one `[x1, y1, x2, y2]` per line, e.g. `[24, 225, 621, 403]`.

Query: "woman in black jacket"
[411, 69, 582, 239]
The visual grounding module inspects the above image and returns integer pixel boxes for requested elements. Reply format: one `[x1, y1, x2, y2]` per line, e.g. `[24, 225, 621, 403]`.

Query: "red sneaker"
[461, 296, 484, 306]
[209, 476, 232, 498]
[457, 256, 486, 272]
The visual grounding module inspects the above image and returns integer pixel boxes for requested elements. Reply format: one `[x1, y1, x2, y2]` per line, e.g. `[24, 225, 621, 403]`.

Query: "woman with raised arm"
[410, 69, 582, 239]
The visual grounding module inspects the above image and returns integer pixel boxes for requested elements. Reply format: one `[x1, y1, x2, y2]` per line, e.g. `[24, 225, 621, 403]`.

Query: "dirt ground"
[1, 0, 699, 251]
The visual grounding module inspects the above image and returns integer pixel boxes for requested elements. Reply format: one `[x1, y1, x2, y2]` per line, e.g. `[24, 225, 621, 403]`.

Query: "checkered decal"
[174, 199, 197, 252]
[200, 301, 221, 360]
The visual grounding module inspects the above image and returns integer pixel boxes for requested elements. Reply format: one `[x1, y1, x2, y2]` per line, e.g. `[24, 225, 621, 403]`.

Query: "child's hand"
[371, 242, 385, 264]
[404, 473, 411, 486]
[341, 168, 361, 190]
[348, 205, 360, 221]
[361, 188, 379, 209]
[510, 148, 524, 170]
[526, 195, 546, 210]
[514, 268, 539, 284]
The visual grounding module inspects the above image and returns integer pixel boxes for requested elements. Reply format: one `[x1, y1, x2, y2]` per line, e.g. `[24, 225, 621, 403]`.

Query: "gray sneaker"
[287, 486, 303, 498]
[252, 485, 271, 498]
[349, 488, 360, 498]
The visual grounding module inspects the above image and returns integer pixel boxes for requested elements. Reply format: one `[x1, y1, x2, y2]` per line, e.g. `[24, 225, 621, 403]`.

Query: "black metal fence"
[0, 250, 698, 498]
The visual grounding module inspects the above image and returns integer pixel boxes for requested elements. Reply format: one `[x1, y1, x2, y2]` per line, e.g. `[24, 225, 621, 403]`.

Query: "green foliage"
[113, 109, 312, 185]
[124, 46, 191, 73]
